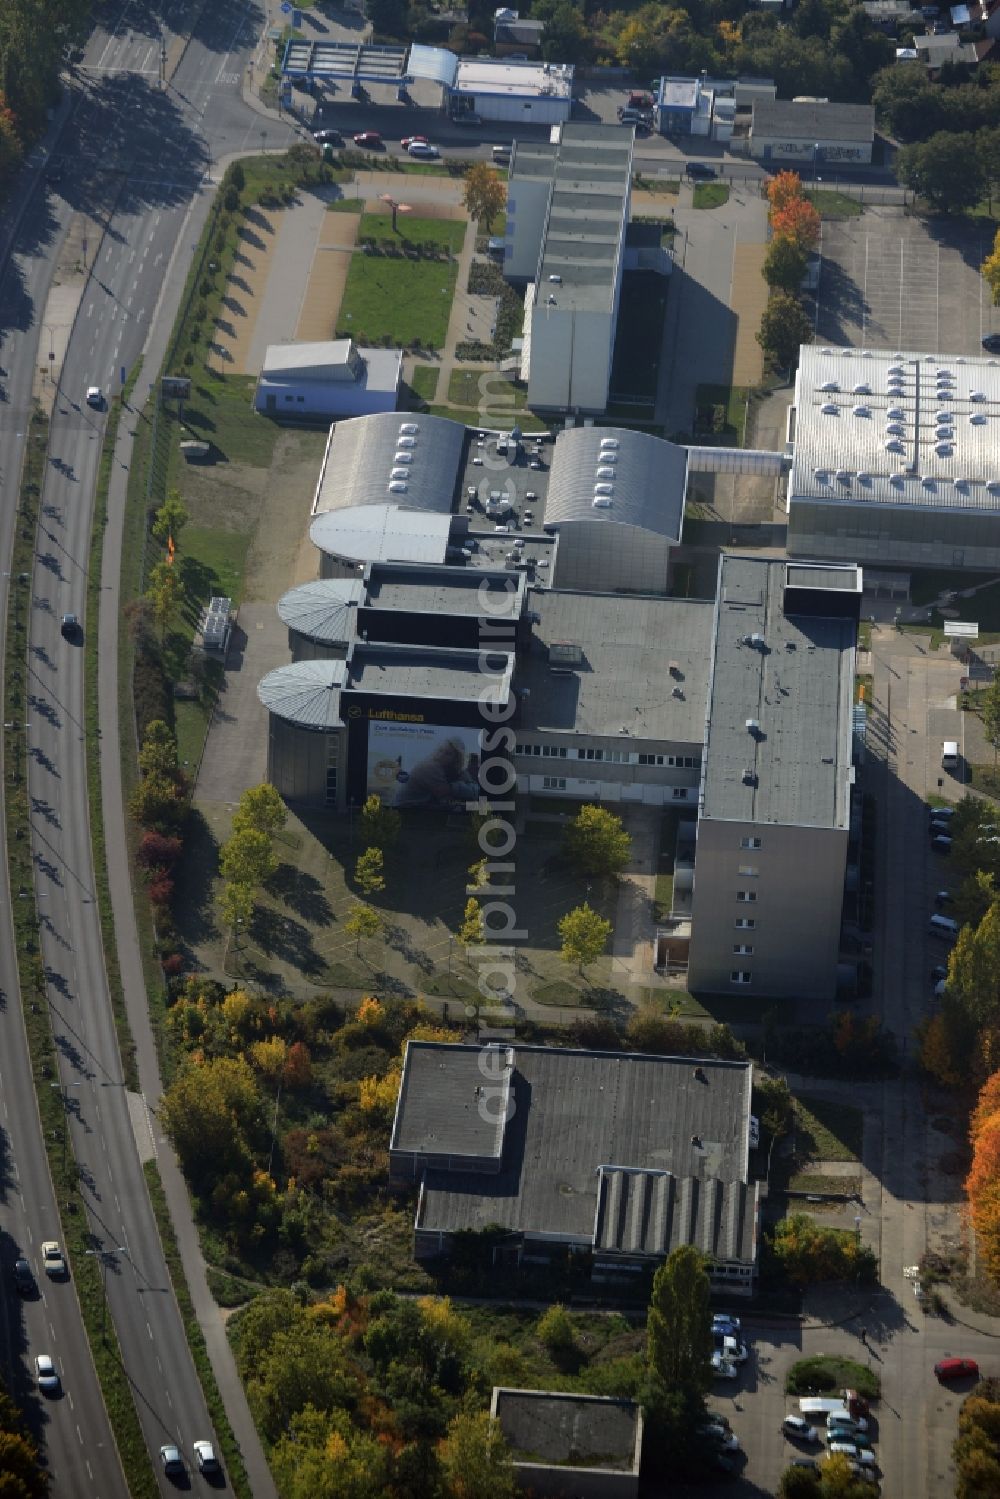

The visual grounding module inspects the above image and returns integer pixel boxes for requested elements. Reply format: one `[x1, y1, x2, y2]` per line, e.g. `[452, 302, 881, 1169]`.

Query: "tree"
[129, 770, 186, 831]
[767, 169, 806, 215]
[160, 1055, 264, 1180]
[462, 162, 506, 232]
[558, 902, 612, 974]
[563, 803, 631, 879]
[220, 827, 277, 889]
[537, 0, 591, 64]
[646, 1245, 713, 1396]
[220, 879, 254, 948]
[769, 1213, 878, 1286]
[355, 846, 385, 898]
[457, 897, 484, 947]
[981, 676, 1000, 765]
[147, 558, 182, 637]
[365, 0, 408, 36]
[757, 291, 813, 371]
[949, 900, 1000, 1030]
[982, 228, 1000, 306]
[778, 1464, 822, 1498]
[770, 196, 821, 252]
[151, 489, 189, 547]
[232, 783, 288, 841]
[967, 1070, 1000, 1281]
[536, 1303, 578, 1366]
[438, 1411, 516, 1499]
[764, 235, 809, 294]
[872, 61, 947, 142]
[345, 903, 381, 956]
[359, 793, 400, 852]
[138, 719, 180, 781]
[897, 132, 986, 214]
[0, 1428, 49, 1498]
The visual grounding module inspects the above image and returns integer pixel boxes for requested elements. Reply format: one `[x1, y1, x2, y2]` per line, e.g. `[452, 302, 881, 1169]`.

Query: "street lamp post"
[84, 1246, 125, 1342]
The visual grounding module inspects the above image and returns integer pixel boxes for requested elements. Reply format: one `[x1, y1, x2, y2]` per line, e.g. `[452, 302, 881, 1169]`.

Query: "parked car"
[400, 135, 428, 148]
[935, 1357, 979, 1382]
[12, 1259, 34, 1296]
[934, 889, 953, 907]
[35, 1355, 60, 1395]
[686, 162, 716, 179]
[783, 1415, 819, 1443]
[714, 1332, 749, 1363]
[713, 1313, 742, 1334]
[791, 1457, 819, 1470]
[826, 1441, 876, 1466]
[827, 1412, 869, 1434]
[748, 1114, 760, 1149]
[982, 333, 1000, 353]
[696, 1422, 739, 1451]
[352, 131, 383, 148]
[312, 129, 342, 145]
[408, 142, 440, 158]
[931, 835, 953, 852]
[712, 1352, 739, 1380]
[928, 804, 956, 820]
[41, 1241, 66, 1277]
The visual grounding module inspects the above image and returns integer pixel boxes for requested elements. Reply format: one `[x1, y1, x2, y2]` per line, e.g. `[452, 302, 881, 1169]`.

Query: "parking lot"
[815, 209, 992, 354]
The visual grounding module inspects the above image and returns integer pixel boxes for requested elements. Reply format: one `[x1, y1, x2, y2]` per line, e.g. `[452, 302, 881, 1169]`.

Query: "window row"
[514, 743, 701, 769]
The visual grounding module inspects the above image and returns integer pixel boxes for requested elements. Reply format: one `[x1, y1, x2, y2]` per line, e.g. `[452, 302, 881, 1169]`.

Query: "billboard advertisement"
[366, 721, 482, 810]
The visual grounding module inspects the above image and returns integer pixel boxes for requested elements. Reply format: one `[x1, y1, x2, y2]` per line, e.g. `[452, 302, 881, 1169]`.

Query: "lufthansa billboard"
[366, 720, 482, 811]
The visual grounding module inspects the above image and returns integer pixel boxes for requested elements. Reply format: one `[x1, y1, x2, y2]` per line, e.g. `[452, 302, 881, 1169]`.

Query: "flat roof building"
[391, 1041, 759, 1292]
[687, 555, 859, 1002]
[749, 99, 875, 165]
[505, 124, 634, 413]
[449, 57, 573, 125]
[490, 1389, 643, 1498]
[788, 344, 1000, 569]
[253, 339, 401, 422]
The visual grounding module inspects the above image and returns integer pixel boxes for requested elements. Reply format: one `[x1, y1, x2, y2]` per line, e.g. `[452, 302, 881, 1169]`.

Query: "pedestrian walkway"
[730, 242, 767, 385]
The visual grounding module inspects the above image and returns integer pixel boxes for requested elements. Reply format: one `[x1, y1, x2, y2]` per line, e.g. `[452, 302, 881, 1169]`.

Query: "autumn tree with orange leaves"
[759, 170, 816, 371]
[967, 1071, 1000, 1282]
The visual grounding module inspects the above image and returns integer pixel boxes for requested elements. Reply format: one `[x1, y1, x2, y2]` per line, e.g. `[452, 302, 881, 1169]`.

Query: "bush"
[786, 1354, 880, 1398]
[223, 184, 240, 212]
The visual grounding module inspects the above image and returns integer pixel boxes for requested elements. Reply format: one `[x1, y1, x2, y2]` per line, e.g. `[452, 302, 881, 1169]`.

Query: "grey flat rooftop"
[404, 1043, 752, 1244]
[492, 1389, 641, 1472]
[700, 555, 854, 829]
[790, 346, 1000, 515]
[391, 1042, 509, 1162]
[365, 563, 525, 616]
[516, 589, 713, 742]
[752, 99, 875, 141]
[348, 642, 514, 703]
[454, 59, 573, 99]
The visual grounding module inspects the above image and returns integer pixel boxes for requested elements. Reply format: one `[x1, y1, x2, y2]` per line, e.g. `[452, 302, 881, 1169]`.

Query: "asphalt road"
[1, 0, 293, 1492]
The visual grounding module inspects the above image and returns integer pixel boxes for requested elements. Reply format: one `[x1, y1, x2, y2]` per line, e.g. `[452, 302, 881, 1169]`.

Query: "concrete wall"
[253, 378, 399, 420]
[266, 717, 346, 808]
[505, 177, 551, 282]
[749, 134, 873, 164]
[788, 498, 1000, 571]
[527, 306, 615, 413]
[511, 1461, 639, 1498]
[550, 522, 671, 594]
[687, 818, 848, 1001]
[467, 91, 571, 125]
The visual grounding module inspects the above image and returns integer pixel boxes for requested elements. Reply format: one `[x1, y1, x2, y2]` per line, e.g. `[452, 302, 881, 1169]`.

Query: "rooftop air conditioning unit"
[746, 718, 761, 735]
[399, 422, 419, 435]
[741, 767, 757, 786]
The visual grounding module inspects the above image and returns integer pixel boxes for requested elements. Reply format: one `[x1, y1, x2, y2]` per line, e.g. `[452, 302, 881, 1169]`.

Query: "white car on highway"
[86, 385, 103, 408]
[41, 1241, 66, 1277]
[35, 1354, 60, 1395]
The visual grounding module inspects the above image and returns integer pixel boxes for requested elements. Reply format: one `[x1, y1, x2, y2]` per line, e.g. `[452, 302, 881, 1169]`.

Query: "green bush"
[786, 1354, 880, 1398]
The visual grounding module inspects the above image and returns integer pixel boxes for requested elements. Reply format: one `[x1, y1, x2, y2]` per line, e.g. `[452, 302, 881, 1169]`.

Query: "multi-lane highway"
[0, 1, 295, 1492]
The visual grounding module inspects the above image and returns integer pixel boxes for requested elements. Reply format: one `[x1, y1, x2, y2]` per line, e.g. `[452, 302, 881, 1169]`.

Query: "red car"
[400, 135, 428, 149]
[935, 1358, 979, 1382]
[353, 131, 383, 148]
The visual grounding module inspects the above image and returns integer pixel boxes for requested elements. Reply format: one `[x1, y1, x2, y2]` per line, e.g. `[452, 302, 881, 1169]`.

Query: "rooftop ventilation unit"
[819, 381, 839, 392]
[885, 441, 903, 454]
[858, 471, 871, 484]
[955, 477, 970, 489]
[852, 383, 872, 395]
[886, 422, 904, 436]
[599, 437, 619, 450]
[887, 407, 904, 420]
[853, 405, 871, 418]
[836, 469, 850, 482]
[741, 767, 757, 786]
[393, 451, 413, 464]
[388, 481, 408, 493]
[821, 403, 839, 415]
[594, 483, 614, 495]
[971, 413, 988, 425]
[389, 468, 410, 480]
[671, 685, 684, 699]
[971, 390, 987, 402]
[887, 364, 904, 376]
[548, 273, 562, 283]
[397, 435, 416, 448]
[746, 718, 761, 736]
[592, 496, 612, 509]
[595, 465, 616, 479]
[399, 422, 419, 435]
[814, 469, 830, 482]
[922, 476, 936, 488]
[750, 632, 765, 649]
[988, 480, 1000, 494]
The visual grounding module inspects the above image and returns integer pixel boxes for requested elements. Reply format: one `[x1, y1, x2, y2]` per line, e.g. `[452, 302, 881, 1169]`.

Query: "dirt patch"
[243, 429, 329, 603]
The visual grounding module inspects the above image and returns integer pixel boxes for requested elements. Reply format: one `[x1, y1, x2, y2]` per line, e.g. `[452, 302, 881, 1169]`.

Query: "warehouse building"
[787, 345, 1000, 569]
[448, 57, 574, 125]
[390, 1041, 759, 1293]
[749, 99, 875, 165]
[253, 339, 401, 421]
[505, 124, 634, 413]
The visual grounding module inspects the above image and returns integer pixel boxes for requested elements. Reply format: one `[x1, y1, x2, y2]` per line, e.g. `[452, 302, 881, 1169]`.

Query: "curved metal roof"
[257, 660, 346, 730]
[276, 579, 363, 645]
[309, 504, 453, 566]
[545, 426, 687, 542]
[313, 410, 467, 518]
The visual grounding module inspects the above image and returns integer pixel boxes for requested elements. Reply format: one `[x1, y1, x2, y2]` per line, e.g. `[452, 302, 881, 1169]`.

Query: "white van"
[942, 740, 959, 769]
[929, 913, 959, 939]
[491, 144, 510, 162]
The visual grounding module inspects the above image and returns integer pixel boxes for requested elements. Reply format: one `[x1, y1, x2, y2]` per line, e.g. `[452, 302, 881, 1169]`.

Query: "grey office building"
[686, 556, 860, 1002]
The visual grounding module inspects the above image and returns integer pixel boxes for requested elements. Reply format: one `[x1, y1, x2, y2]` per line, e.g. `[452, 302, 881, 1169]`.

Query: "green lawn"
[805, 189, 862, 219]
[359, 212, 466, 253]
[692, 182, 730, 209]
[448, 368, 527, 407]
[328, 197, 364, 213]
[787, 1356, 879, 1399]
[793, 1093, 864, 1161]
[693, 382, 752, 445]
[609, 272, 668, 404]
[428, 403, 548, 432]
[336, 254, 457, 348]
[410, 364, 440, 401]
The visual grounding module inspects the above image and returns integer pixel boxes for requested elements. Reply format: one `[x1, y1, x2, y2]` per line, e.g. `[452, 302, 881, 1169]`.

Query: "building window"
[542, 776, 566, 790]
[542, 744, 567, 758]
[736, 890, 757, 903]
[740, 837, 762, 850]
[672, 787, 688, 800]
[733, 943, 754, 955]
[730, 970, 752, 985]
[738, 864, 758, 877]
[735, 917, 756, 930]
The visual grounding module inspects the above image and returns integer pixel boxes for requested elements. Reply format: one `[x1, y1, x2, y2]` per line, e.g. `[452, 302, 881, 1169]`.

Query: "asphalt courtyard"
[814, 207, 993, 355]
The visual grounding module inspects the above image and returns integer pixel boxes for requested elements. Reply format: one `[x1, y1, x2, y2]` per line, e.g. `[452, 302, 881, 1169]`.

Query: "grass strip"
[3, 408, 156, 1498]
[86, 375, 142, 1091]
[143, 1161, 251, 1499]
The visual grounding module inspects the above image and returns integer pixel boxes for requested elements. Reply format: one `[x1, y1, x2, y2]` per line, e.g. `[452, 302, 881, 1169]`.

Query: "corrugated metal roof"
[276, 579, 363, 644]
[407, 43, 459, 87]
[752, 99, 875, 142]
[312, 410, 467, 517]
[262, 339, 353, 375]
[403, 1042, 752, 1245]
[257, 659, 346, 729]
[593, 1169, 757, 1265]
[791, 345, 1000, 515]
[309, 504, 453, 567]
[545, 426, 687, 540]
